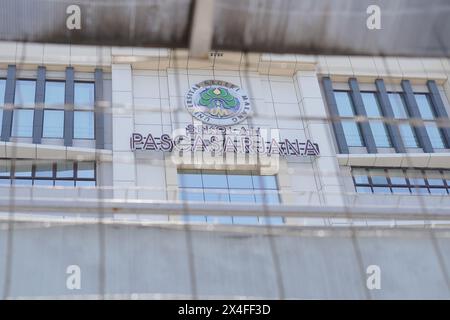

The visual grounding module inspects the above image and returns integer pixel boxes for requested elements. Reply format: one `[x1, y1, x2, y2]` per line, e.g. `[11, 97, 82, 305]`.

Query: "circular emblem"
[185, 80, 251, 126]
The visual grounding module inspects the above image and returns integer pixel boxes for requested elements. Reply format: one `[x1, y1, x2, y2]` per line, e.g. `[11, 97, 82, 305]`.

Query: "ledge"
[0, 142, 112, 161]
[337, 152, 450, 168]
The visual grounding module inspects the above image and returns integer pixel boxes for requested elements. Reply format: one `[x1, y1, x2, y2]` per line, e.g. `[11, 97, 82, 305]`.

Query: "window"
[11, 109, 34, 137]
[415, 93, 447, 149]
[361, 92, 391, 147]
[45, 81, 65, 107]
[0, 79, 5, 106]
[74, 82, 95, 139]
[14, 80, 36, 106]
[42, 81, 66, 139]
[43, 110, 64, 138]
[334, 91, 364, 147]
[388, 93, 419, 148]
[74, 111, 94, 139]
[74, 82, 95, 108]
[178, 170, 283, 225]
[0, 160, 96, 187]
[352, 167, 449, 195]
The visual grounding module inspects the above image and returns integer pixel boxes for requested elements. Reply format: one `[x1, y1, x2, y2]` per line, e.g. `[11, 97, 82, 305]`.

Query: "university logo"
[185, 80, 251, 126]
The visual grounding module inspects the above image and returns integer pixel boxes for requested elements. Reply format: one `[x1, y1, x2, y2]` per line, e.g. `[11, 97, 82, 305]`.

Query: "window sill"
[0, 141, 112, 161]
[337, 152, 450, 168]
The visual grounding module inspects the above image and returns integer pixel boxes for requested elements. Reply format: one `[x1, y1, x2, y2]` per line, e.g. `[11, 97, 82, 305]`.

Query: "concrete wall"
[1, 222, 449, 299]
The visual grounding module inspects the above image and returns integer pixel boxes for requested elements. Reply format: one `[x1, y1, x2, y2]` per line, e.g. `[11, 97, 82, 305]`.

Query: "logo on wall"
[185, 80, 251, 126]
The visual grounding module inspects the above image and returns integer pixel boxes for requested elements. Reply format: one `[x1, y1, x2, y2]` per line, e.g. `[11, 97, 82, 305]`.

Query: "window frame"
[352, 167, 450, 195]
[0, 160, 96, 187]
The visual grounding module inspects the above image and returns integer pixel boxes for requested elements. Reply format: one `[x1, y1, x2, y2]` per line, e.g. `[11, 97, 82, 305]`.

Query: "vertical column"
[1, 65, 16, 142]
[64, 67, 75, 147]
[401, 80, 433, 153]
[111, 64, 137, 207]
[348, 78, 377, 153]
[375, 79, 405, 153]
[322, 77, 349, 154]
[427, 80, 450, 147]
[298, 72, 346, 214]
[94, 68, 104, 149]
[33, 66, 46, 144]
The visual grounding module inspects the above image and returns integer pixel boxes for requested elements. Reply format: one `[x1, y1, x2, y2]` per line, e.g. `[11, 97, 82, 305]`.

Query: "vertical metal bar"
[94, 68, 104, 149]
[322, 77, 349, 154]
[1, 65, 16, 142]
[427, 80, 450, 148]
[33, 66, 46, 144]
[64, 67, 74, 147]
[375, 79, 405, 153]
[401, 80, 433, 153]
[348, 78, 377, 153]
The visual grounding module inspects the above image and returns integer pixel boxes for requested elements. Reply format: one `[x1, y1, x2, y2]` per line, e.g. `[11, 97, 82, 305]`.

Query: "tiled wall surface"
[1, 41, 450, 225]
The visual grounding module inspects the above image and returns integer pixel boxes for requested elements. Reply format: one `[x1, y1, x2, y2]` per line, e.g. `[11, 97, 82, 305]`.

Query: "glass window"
[252, 175, 278, 189]
[341, 121, 364, 147]
[388, 169, 407, 185]
[73, 111, 94, 139]
[43, 110, 64, 138]
[335, 91, 355, 117]
[426, 171, 444, 186]
[56, 162, 74, 178]
[415, 93, 447, 149]
[35, 162, 53, 178]
[0, 160, 94, 187]
[0, 79, 6, 106]
[178, 171, 282, 225]
[425, 124, 446, 149]
[388, 93, 419, 148]
[411, 188, 429, 195]
[74, 82, 95, 108]
[229, 193, 255, 203]
[34, 180, 54, 186]
[77, 162, 95, 179]
[12, 109, 34, 137]
[392, 187, 410, 194]
[45, 81, 65, 106]
[0, 179, 11, 185]
[361, 92, 391, 147]
[335, 91, 364, 147]
[415, 94, 435, 120]
[202, 171, 228, 188]
[227, 174, 253, 189]
[13, 179, 33, 186]
[356, 186, 372, 193]
[353, 167, 450, 195]
[179, 189, 204, 202]
[14, 80, 36, 106]
[369, 169, 388, 185]
[55, 180, 75, 187]
[407, 170, 426, 186]
[429, 188, 447, 195]
[373, 186, 391, 194]
[178, 173, 202, 188]
[0, 160, 10, 177]
[14, 161, 32, 177]
[204, 192, 229, 202]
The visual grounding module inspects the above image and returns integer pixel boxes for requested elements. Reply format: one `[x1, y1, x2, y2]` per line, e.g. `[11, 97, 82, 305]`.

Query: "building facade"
[2, 43, 450, 224]
[1, 42, 450, 298]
